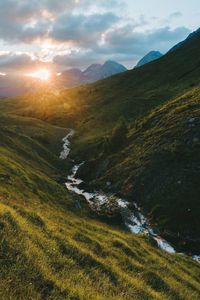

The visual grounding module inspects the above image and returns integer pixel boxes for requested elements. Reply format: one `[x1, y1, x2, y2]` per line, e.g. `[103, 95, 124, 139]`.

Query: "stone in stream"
[59, 130, 200, 262]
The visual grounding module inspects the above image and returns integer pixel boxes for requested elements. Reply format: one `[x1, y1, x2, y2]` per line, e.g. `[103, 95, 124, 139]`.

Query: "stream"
[60, 129, 200, 262]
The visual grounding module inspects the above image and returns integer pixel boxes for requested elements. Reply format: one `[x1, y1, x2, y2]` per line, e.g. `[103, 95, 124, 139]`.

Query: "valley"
[1, 101, 200, 300]
[61, 128, 200, 261]
[14, 26, 200, 255]
[0, 24, 200, 300]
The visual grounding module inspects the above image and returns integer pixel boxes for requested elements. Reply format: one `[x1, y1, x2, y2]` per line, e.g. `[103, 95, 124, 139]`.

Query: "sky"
[0, 0, 199, 75]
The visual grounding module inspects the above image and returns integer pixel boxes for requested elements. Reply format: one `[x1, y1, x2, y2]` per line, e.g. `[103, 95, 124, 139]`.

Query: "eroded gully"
[60, 129, 200, 262]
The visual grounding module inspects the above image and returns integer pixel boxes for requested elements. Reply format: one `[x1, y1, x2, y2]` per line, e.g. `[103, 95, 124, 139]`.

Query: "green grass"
[1, 200, 200, 300]
[8, 30, 200, 252]
[87, 86, 200, 252]
[0, 104, 200, 299]
[1, 32, 200, 299]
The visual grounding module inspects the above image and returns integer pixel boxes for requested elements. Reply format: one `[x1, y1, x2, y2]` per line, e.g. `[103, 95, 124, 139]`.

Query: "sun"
[27, 69, 50, 81]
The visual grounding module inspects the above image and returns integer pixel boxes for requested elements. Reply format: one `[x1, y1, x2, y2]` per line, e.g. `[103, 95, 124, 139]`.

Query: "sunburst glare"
[27, 69, 50, 81]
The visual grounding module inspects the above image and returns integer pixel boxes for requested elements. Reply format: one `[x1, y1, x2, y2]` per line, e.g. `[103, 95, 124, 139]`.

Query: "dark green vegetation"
[16, 29, 200, 252]
[1, 30, 200, 299]
[1, 104, 200, 299]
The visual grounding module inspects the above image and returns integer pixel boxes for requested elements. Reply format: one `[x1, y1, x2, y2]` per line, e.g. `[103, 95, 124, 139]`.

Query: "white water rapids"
[60, 129, 200, 262]
[59, 129, 75, 160]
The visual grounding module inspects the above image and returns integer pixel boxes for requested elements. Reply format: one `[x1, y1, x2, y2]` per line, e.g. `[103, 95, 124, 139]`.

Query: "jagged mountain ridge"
[0, 60, 127, 97]
[60, 60, 127, 86]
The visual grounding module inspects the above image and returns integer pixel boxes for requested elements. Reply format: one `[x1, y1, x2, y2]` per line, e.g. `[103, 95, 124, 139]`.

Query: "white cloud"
[0, 0, 193, 70]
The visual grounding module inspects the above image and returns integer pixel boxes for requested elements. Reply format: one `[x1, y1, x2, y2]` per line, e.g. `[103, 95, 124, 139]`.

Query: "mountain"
[169, 27, 200, 52]
[57, 68, 84, 87]
[99, 60, 127, 78]
[135, 51, 163, 67]
[1, 89, 200, 300]
[0, 60, 127, 97]
[83, 63, 102, 81]
[1, 28, 200, 299]
[59, 60, 127, 86]
[20, 26, 200, 253]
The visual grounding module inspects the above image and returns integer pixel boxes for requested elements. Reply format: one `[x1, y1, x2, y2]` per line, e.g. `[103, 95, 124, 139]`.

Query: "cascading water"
[60, 129, 200, 262]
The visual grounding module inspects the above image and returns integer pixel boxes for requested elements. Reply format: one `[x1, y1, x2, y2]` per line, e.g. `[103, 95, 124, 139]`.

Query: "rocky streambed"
[60, 129, 200, 262]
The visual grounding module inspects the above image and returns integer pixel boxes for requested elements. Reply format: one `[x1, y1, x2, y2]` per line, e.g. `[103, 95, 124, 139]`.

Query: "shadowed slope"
[0, 104, 200, 299]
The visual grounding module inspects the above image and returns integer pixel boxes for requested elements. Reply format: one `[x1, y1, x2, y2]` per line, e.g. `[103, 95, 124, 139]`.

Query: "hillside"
[76, 86, 200, 253]
[1, 29, 200, 299]
[14, 28, 200, 254]
[1, 102, 200, 299]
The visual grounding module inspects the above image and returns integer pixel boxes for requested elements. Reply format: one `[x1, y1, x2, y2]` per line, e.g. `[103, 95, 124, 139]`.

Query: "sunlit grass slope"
[1, 31, 200, 299]
[9, 30, 200, 252]
[16, 29, 200, 136]
[0, 104, 200, 299]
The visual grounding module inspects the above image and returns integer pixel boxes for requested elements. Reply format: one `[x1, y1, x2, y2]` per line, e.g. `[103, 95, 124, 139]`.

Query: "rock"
[188, 117, 196, 124]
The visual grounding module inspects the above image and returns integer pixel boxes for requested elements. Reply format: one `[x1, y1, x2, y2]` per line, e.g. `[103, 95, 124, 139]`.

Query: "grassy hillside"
[9, 30, 200, 252]
[81, 86, 200, 253]
[1, 31, 200, 299]
[1, 105, 200, 299]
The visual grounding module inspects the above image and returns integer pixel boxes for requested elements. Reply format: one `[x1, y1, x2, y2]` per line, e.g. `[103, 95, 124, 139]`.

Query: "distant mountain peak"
[83, 64, 102, 76]
[0, 60, 128, 97]
[135, 51, 163, 68]
[83, 60, 127, 82]
[103, 60, 126, 70]
[104, 60, 120, 65]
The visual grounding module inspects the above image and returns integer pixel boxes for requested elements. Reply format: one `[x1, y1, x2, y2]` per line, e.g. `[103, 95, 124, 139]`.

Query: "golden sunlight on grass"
[27, 69, 51, 81]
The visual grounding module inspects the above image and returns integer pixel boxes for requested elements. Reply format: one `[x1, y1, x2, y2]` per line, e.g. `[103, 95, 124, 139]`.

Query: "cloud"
[169, 12, 182, 19]
[0, 52, 49, 73]
[0, 0, 93, 42]
[50, 12, 120, 47]
[102, 25, 190, 55]
[0, 1, 192, 71]
[0, 53, 33, 68]
[53, 50, 102, 69]
[53, 26, 191, 68]
[0, 0, 124, 48]
[21, 20, 51, 43]
[98, 0, 126, 10]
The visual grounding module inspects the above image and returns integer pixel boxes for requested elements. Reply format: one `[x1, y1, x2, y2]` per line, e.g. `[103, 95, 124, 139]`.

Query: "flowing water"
[60, 129, 200, 261]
